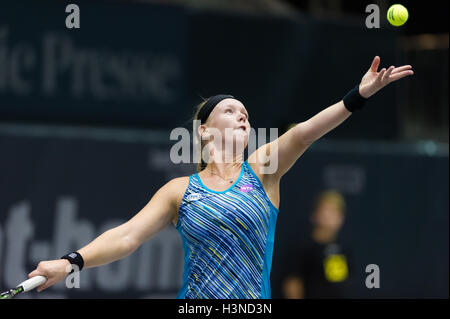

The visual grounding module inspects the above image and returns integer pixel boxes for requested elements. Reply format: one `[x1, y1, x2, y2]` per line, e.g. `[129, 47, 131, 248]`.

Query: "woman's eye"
[226, 109, 233, 113]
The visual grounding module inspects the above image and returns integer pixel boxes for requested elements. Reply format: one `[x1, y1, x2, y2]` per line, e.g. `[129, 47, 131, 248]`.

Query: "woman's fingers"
[363, 62, 413, 96]
[389, 70, 414, 81]
[27, 269, 48, 292]
[28, 266, 47, 292]
[376, 68, 387, 83]
[36, 279, 53, 293]
[370, 56, 381, 72]
[391, 65, 412, 74]
[28, 260, 70, 292]
[381, 66, 395, 83]
[28, 269, 44, 279]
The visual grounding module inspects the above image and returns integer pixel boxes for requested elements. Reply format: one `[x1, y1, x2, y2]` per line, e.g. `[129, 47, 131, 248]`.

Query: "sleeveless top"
[175, 160, 279, 299]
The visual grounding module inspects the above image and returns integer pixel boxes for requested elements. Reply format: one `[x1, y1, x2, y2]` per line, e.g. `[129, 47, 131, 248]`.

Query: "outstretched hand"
[358, 56, 414, 98]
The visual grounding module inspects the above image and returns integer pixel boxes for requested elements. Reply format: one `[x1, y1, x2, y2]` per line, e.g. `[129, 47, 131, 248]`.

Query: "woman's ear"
[199, 125, 210, 140]
[198, 125, 205, 137]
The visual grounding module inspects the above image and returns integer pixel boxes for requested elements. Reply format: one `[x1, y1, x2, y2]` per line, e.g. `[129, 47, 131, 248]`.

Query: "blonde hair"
[314, 190, 346, 215]
[193, 99, 209, 172]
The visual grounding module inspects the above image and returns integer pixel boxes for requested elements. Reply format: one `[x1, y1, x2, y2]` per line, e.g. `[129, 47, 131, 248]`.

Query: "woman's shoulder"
[162, 176, 190, 206]
[152, 176, 190, 210]
[165, 176, 190, 193]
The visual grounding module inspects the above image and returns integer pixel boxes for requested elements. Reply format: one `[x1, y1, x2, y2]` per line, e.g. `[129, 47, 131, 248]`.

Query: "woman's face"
[200, 98, 251, 156]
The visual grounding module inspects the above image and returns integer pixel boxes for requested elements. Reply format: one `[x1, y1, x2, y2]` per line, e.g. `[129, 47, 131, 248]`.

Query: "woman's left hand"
[358, 56, 414, 98]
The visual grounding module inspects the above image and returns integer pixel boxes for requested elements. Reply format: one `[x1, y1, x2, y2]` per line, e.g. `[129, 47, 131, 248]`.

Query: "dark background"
[0, 0, 448, 299]
[285, 0, 449, 35]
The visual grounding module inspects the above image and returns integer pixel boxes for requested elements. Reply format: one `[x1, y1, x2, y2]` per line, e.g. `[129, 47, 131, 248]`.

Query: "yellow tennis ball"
[387, 4, 409, 27]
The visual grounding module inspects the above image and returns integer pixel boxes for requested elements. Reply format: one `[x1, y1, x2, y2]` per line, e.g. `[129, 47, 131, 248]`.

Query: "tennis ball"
[387, 4, 409, 27]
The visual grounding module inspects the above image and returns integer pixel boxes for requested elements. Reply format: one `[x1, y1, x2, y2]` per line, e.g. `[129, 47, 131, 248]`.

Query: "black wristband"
[343, 85, 368, 112]
[61, 252, 84, 272]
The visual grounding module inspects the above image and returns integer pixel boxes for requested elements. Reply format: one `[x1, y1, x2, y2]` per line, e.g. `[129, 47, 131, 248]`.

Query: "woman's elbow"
[119, 222, 141, 255]
[122, 234, 140, 255]
[294, 122, 315, 146]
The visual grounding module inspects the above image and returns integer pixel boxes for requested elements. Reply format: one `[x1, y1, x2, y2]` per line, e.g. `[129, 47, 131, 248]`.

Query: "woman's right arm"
[28, 177, 186, 292]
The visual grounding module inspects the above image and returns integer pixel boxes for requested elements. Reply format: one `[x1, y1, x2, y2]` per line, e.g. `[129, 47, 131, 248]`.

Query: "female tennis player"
[29, 56, 413, 298]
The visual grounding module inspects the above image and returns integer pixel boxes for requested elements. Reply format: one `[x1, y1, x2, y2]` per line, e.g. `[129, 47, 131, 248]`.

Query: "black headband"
[197, 94, 235, 124]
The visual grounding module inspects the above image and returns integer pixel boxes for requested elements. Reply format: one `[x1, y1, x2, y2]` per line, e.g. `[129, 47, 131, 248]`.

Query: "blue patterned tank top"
[175, 160, 279, 299]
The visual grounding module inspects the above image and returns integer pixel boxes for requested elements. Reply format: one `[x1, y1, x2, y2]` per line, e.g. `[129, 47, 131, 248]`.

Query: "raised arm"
[28, 177, 186, 292]
[250, 56, 414, 180]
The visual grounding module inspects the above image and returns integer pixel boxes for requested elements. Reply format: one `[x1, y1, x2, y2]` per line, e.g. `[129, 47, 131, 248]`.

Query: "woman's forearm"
[77, 222, 138, 269]
[297, 100, 352, 145]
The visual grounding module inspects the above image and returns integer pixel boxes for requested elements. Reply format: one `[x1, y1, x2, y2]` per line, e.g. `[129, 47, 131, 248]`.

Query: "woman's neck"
[205, 161, 242, 179]
[204, 146, 244, 173]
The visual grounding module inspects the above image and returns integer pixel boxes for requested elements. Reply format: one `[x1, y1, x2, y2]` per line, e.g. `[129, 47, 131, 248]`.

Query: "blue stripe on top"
[175, 161, 279, 299]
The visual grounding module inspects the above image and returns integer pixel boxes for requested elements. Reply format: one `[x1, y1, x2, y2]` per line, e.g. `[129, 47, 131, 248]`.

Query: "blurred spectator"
[282, 190, 354, 299]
